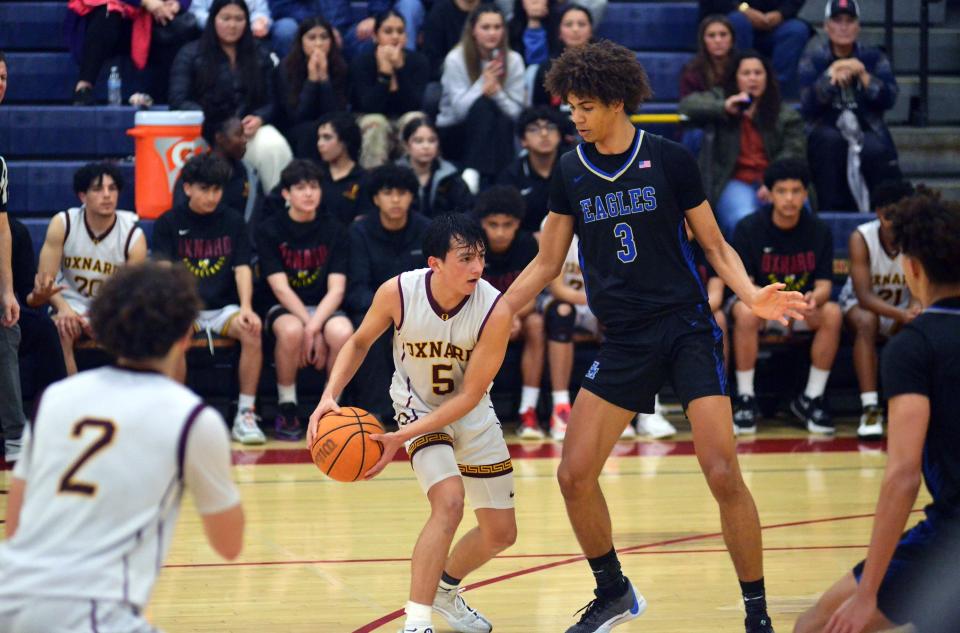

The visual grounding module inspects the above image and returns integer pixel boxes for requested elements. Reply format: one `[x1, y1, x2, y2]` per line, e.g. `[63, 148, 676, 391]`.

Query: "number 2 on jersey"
[614, 222, 637, 263]
[58, 419, 116, 496]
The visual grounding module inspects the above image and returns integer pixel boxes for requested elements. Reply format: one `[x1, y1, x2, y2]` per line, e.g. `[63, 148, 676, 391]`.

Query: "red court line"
[162, 543, 871, 570]
[230, 436, 885, 467]
[352, 511, 916, 633]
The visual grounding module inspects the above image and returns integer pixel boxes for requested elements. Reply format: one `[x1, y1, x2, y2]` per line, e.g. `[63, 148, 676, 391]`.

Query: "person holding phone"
[680, 49, 806, 237]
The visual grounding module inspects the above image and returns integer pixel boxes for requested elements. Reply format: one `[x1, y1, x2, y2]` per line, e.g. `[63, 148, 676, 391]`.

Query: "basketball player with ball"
[308, 213, 516, 633]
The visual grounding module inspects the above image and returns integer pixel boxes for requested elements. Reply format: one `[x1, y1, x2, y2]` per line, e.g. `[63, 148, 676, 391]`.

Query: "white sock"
[519, 386, 540, 412]
[238, 393, 256, 412]
[404, 601, 433, 627]
[736, 370, 755, 397]
[860, 391, 879, 409]
[438, 577, 459, 593]
[552, 390, 570, 407]
[277, 383, 297, 405]
[653, 394, 662, 414]
[804, 367, 831, 399]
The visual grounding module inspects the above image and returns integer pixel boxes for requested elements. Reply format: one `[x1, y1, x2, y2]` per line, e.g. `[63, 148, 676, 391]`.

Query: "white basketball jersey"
[0, 367, 235, 608]
[57, 206, 142, 314]
[390, 269, 502, 428]
[839, 219, 911, 310]
[561, 234, 585, 292]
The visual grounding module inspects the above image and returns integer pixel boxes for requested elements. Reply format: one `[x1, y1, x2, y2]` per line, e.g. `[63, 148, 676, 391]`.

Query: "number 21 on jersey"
[614, 222, 637, 263]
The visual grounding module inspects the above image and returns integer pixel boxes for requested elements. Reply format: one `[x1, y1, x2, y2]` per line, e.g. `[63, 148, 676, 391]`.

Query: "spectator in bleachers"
[422, 0, 482, 80]
[151, 154, 265, 444]
[799, 0, 901, 212]
[346, 163, 430, 423]
[275, 16, 350, 151]
[476, 186, 545, 438]
[66, 0, 198, 105]
[170, 0, 294, 191]
[350, 10, 430, 169]
[341, 0, 429, 60]
[729, 158, 841, 435]
[699, 0, 812, 96]
[32, 163, 147, 376]
[679, 50, 805, 237]
[497, 106, 564, 233]
[174, 101, 264, 225]
[259, 160, 353, 440]
[681, 15, 737, 99]
[679, 15, 737, 161]
[837, 180, 920, 441]
[269, 0, 353, 57]
[396, 117, 473, 218]
[497, 0, 604, 28]
[437, 4, 525, 190]
[508, 0, 557, 66]
[314, 112, 371, 225]
[529, 4, 592, 111]
[192, 0, 272, 40]
[350, 11, 429, 118]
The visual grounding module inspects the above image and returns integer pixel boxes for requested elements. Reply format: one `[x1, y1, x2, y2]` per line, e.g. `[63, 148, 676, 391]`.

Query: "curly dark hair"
[763, 158, 810, 189]
[889, 193, 960, 285]
[423, 213, 487, 261]
[282, 16, 349, 114]
[73, 162, 124, 195]
[368, 163, 419, 199]
[871, 179, 915, 211]
[544, 39, 653, 111]
[181, 153, 232, 186]
[89, 262, 202, 361]
[474, 185, 526, 221]
[722, 50, 781, 130]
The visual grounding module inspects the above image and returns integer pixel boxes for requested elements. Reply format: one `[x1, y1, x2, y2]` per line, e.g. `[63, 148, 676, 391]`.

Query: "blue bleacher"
[0, 106, 137, 158]
[635, 52, 694, 102]
[5, 160, 136, 217]
[597, 3, 698, 51]
[0, 2, 67, 51]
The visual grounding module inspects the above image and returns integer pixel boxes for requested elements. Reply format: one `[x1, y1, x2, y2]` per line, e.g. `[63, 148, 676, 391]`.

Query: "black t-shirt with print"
[322, 164, 369, 227]
[258, 211, 348, 307]
[731, 205, 833, 295]
[151, 204, 252, 309]
[482, 231, 538, 293]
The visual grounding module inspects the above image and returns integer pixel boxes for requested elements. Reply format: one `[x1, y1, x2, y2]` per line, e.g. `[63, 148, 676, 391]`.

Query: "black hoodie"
[345, 211, 432, 320]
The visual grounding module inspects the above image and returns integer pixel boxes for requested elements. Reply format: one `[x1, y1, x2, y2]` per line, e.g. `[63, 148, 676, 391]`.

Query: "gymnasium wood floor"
[1, 415, 924, 633]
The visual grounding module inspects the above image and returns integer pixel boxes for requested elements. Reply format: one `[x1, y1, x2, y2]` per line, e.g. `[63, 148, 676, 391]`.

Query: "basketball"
[310, 407, 385, 482]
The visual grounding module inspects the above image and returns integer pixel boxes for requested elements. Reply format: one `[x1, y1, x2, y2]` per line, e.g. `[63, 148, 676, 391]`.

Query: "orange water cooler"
[127, 111, 209, 219]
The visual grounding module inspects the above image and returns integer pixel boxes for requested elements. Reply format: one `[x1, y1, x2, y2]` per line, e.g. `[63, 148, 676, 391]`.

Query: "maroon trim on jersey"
[123, 226, 139, 259]
[90, 600, 100, 632]
[177, 403, 207, 481]
[84, 207, 117, 244]
[477, 293, 503, 340]
[63, 210, 71, 243]
[396, 273, 405, 330]
[425, 270, 469, 321]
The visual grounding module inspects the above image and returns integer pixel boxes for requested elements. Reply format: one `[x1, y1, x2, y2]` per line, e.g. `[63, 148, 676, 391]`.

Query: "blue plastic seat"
[0, 106, 137, 158]
[597, 2, 698, 51]
[5, 160, 136, 217]
[0, 2, 68, 51]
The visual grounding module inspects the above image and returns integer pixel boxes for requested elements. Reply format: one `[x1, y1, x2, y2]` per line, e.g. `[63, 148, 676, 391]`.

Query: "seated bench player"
[32, 162, 147, 375]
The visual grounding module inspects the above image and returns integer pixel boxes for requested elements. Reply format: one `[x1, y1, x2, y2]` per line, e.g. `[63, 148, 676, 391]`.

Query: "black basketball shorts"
[579, 303, 728, 414]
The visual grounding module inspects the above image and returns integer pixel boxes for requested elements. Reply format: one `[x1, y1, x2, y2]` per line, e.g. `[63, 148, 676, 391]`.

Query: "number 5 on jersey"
[614, 222, 637, 263]
[433, 364, 454, 395]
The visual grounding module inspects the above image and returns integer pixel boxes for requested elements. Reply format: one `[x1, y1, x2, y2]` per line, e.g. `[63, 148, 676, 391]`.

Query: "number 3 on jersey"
[614, 222, 637, 263]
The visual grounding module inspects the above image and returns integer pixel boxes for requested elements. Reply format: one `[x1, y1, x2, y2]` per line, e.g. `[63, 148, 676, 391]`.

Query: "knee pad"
[545, 301, 576, 342]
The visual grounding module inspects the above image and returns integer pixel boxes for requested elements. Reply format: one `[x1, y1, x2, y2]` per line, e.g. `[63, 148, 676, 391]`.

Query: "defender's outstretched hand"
[749, 283, 807, 325]
[363, 431, 404, 480]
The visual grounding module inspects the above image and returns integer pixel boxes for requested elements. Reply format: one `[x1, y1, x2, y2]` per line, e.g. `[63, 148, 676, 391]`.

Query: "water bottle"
[107, 66, 122, 106]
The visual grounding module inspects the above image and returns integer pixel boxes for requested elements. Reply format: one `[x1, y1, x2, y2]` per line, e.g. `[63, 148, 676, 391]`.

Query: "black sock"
[588, 548, 628, 599]
[740, 577, 767, 617]
[440, 571, 461, 587]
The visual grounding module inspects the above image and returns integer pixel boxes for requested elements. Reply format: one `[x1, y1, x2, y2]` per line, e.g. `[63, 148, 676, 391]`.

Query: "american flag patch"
[638, 160, 652, 169]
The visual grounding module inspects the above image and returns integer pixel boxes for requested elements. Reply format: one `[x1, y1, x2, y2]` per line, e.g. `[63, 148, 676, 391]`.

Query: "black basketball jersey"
[549, 128, 709, 335]
[882, 296, 960, 525]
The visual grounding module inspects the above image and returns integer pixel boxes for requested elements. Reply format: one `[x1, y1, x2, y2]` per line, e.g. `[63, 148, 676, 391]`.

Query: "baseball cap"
[825, 0, 860, 19]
